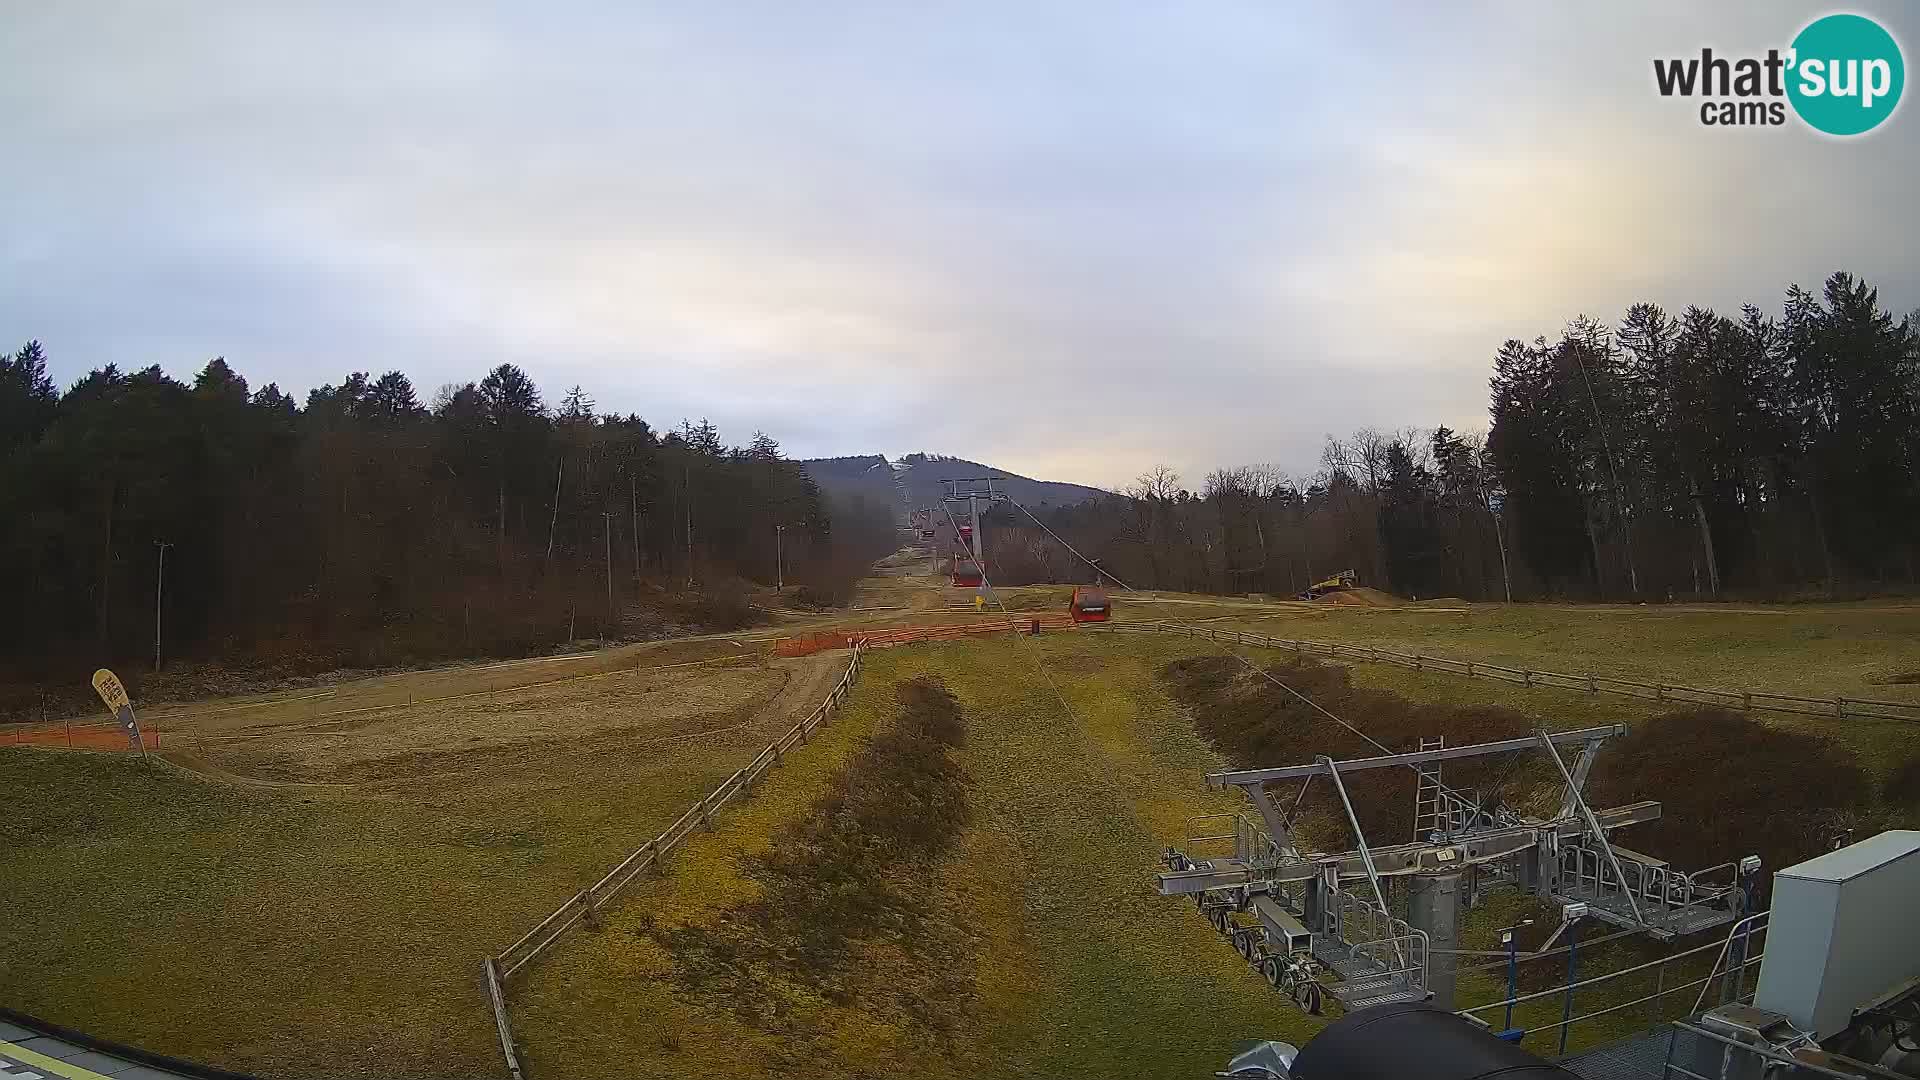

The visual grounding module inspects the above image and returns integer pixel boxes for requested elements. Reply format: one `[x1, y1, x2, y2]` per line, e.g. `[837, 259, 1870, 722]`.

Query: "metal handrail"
[1459, 920, 1765, 1017]
[1668, 1021, 1907, 1080]
[1692, 910, 1770, 1015]
[1318, 754, 1408, 975]
[1538, 731, 1644, 926]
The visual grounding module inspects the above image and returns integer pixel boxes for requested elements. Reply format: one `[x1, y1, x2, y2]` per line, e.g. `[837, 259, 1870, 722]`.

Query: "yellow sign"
[92, 668, 130, 712]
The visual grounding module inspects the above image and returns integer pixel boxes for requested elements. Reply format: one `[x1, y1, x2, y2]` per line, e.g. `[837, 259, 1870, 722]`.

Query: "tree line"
[1007, 272, 1918, 602]
[0, 350, 895, 702]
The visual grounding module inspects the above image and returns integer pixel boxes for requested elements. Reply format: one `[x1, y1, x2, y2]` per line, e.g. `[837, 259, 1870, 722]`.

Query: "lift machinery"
[941, 477, 1006, 590]
[1159, 725, 1761, 1014]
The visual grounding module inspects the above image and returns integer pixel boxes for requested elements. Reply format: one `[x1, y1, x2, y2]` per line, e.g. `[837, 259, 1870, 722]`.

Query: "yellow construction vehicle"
[1298, 568, 1357, 600]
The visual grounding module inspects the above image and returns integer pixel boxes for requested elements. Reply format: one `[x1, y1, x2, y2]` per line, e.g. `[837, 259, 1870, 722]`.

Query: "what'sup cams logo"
[1654, 13, 1904, 135]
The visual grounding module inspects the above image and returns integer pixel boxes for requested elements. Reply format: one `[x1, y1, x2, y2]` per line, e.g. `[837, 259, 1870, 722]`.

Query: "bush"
[661, 579, 759, 632]
[1160, 655, 1542, 846]
[789, 584, 836, 610]
[1886, 755, 1920, 808]
[1587, 709, 1868, 888]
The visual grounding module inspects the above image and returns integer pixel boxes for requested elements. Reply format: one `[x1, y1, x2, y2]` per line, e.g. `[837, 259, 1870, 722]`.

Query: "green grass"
[1120, 607, 1920, 777]
[8, 588, 1914, 1077]
[516, 634, 1317, 1079]
[1148, 600, 1920, 704]
[0, 683, 833, 1079]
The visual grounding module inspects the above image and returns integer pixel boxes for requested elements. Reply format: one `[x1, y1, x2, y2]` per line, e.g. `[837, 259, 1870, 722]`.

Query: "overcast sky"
[4, 4, 1916, 489]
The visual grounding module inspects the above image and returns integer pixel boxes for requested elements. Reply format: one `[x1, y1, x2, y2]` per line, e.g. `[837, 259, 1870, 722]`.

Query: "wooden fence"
[481, 640, 869, 1079]
[1090, 622, 1920, 725]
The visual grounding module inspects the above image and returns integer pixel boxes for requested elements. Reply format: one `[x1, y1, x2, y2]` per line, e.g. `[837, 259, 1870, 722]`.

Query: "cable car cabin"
[1069, 586, 1111, 622]
[951, 563, 983, 588]
[958, 524, 973, 545]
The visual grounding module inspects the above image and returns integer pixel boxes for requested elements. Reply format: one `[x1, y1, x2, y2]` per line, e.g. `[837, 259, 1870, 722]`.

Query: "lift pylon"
[940, 477, 1009, 590]
[1160, 724, 1760, 1014]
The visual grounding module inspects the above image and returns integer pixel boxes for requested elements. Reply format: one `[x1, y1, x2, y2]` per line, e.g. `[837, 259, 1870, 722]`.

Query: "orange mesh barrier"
[2, 720, 162, 751]
[774, 615, 1076, 657]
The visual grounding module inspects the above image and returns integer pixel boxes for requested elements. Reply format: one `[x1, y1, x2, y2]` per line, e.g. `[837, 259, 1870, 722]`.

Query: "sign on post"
[91, 668, 143, 753]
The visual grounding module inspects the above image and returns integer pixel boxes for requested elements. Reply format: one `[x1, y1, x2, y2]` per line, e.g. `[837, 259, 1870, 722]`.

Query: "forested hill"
[796, 453, 1108, 521]
[893, 453, 1109, 510]
[796, 455, 906, 521]
[0, 353, 896, 709]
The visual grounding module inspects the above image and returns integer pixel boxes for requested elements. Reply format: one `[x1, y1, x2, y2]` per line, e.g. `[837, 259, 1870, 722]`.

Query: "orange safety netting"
[774, 615, 1076, 657]
[2, 720, 164, 751]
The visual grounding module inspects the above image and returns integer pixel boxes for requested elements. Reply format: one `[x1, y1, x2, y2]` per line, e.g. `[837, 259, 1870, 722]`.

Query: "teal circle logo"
[1787, 14, 1904, 135]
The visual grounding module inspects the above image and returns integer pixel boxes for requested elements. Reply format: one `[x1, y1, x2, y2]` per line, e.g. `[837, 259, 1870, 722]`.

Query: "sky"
[4, 3, 1917, 490]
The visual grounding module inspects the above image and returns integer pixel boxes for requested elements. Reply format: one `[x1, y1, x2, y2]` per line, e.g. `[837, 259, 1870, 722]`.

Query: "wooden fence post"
[1834, 697, 1845, 718]
[1742, 690, 1752, 712]
[1656, 685, 1665, 702]
[1587, 675, 1597, 695]
[1466, 661, 1475, 678]
[1523, 670, 1533, 688]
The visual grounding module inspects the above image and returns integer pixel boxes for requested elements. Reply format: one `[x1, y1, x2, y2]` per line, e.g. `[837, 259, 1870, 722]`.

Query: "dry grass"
[187, 660, 782, 786]
[1145, 597, 1920, 707]
[9, 560, 1918, 1077]
[0, 650, 845, 1080]
[514, 634, 1313, 1079]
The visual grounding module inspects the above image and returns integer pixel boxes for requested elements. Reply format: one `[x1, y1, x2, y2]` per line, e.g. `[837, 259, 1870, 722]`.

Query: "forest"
[1002, 273, 1919, 602]
[0, 353, 896, 708]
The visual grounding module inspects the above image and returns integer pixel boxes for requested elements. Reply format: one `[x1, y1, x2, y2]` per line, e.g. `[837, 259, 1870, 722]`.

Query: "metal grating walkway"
[1557, 1026, 1709, 1080]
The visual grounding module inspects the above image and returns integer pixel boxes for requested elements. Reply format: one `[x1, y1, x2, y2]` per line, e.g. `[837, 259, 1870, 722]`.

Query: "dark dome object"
[1290, 1003, 1576, 1080]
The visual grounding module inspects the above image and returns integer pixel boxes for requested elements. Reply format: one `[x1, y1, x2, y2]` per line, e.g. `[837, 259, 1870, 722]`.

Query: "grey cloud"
[3, 3, 1914, 487]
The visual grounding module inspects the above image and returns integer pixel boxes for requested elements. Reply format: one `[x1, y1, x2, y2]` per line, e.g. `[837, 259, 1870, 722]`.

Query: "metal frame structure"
[1160, 724, 1760, 1014]
[941, 477, 1009, 589]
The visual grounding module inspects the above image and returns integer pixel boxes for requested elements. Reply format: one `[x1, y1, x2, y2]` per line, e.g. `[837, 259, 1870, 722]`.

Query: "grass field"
[514, 633, 1314, 1080]
[6, 553, 1920, 1078]
[0, 648, 845, 1079]
[1130, 595, 1920, 704]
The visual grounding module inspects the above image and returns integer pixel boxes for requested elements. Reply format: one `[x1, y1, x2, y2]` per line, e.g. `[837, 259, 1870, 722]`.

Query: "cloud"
[2, 3, 1914, 487]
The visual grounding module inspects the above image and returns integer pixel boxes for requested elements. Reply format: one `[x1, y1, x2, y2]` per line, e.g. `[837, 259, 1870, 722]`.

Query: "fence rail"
[481, 640, 868, 1074]
[1087, 622, 1920, 725]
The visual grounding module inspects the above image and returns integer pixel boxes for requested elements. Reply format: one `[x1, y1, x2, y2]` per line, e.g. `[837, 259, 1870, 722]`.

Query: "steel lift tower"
[941, 477, 1008, 578]
[1159, 725, 1761, 1013]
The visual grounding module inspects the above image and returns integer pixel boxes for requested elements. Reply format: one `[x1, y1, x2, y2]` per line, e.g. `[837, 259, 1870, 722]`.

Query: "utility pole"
[630, 474, 641, 576]
[153, 540, 172, 672]
[603, 512, 615, 625]
[774, 524, 786, 590]
[684, 460, 694, 588]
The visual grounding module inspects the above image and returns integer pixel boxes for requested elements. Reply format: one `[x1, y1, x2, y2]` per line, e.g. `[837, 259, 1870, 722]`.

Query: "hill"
[798, 453, 1109, 523]
[892, 453, 1108, 510]
[795, 455, 906, 522]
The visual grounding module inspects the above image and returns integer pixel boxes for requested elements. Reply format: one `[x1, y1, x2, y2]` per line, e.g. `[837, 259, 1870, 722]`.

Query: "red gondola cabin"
[1069, 586, 1111, 622]
[951, 559, 983, 588]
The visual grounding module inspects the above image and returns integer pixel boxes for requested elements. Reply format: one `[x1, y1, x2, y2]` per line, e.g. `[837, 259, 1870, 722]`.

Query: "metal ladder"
[1412, 736, 1446, 841]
